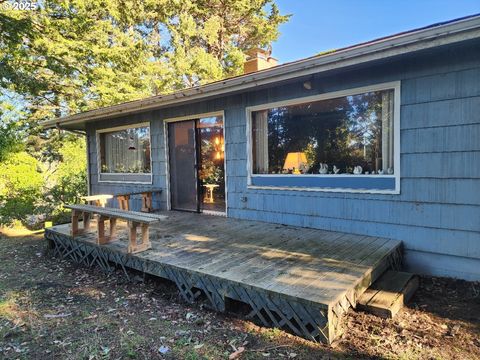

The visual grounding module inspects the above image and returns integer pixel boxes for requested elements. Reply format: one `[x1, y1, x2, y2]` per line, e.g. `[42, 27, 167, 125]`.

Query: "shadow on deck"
[44, 211, 402, 343]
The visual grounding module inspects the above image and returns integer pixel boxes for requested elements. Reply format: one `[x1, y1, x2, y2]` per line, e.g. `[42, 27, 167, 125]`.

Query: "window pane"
[100, 126, 151, 173]
[252, 89, 395, 175]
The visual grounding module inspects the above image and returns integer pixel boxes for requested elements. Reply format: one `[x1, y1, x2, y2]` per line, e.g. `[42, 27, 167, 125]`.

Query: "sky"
[272, 0, 480, 63]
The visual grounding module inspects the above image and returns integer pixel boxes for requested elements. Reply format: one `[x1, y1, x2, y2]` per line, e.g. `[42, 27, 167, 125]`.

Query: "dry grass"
[0, 227, 479, 359]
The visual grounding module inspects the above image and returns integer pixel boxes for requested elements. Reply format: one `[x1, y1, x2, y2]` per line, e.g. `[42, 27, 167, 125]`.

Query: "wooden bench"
[115, 189, 162, 213]
[81, 194, 113, 207]
[65, 204, 167, 254]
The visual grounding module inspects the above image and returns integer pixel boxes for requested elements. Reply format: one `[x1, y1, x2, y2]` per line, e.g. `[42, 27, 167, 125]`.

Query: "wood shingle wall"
[87, 39, 480, 280]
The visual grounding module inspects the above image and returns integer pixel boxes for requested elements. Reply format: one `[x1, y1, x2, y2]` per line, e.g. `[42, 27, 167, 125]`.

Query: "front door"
[168, 116, 225, 214]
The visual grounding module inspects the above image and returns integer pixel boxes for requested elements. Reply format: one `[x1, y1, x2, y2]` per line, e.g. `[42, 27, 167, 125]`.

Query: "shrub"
[0, 137, 88, 227]
[43, 137, 88, 224]
[0, 152, 44, 226]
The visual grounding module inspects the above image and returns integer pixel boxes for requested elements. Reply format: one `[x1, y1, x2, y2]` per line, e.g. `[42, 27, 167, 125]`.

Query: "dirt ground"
[0, 228, 479, 360]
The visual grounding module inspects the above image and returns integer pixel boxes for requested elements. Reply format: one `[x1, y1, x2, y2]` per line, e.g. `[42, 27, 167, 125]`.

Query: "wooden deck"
[44, 211, 402, 343]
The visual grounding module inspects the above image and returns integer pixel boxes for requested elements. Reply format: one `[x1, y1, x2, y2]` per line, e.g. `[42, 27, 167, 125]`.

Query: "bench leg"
[128, 221, 151, 253]
[127, 221, 137, 253]
[141, 223, 150, 248]
[117, 195, 130, 211]
[71, 210, 79, 237]
[141, 192, 153, 212]
[109, 218, 117, 240]
[83, 212, 91, 231]
[97, 216, 109, 245]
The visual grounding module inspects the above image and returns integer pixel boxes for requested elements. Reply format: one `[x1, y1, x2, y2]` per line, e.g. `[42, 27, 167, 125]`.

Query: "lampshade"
[283, 152, 307, 171]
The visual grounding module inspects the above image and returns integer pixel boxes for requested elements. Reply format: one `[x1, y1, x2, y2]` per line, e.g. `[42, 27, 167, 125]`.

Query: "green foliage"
[0, 152, 44, 225]
[0, 137, 87, 227]
[52, 137, 87, 182]
[0, 95, 27, 161]
[0, 0, 288, 225]
[165, 0, 289, 86]
[0, 122, 23, 162]
[41, 137, 88, 225]
[1, 0, 289, 123]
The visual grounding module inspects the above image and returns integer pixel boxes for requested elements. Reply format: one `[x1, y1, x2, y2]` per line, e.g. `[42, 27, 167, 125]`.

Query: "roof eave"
[42, 15, 480, 130]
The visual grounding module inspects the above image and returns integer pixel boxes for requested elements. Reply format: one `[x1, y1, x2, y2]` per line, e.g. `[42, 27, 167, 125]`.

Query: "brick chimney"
[243, 48, 278, 74]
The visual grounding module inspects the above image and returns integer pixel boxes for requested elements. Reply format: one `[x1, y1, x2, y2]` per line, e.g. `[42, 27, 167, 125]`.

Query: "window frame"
[96, 122, 153, 184]
[245, 81, 401, 194]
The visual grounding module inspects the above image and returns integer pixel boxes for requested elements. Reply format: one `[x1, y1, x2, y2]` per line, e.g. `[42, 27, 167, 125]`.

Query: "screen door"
[168, 120, 199, 211]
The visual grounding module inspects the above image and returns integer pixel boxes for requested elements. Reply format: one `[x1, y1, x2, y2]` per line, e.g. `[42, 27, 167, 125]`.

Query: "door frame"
[163, 110, 227, 215]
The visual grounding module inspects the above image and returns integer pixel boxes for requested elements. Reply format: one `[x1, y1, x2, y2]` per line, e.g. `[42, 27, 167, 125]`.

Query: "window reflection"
[252, 89, 394, 175]
[198, 117, 225, 213]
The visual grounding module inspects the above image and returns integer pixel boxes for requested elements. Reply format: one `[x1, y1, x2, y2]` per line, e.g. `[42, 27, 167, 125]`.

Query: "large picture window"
[248, 83, 400, 193]
[247, 82, 400, 194]
[99, 124, 151, 174]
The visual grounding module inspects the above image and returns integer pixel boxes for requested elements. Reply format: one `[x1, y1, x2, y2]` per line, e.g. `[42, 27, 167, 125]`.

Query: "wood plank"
[264, 236, 389, 304]
[156, 222, 275, 271]
[357, 271, 419, 318]
[229, 231, 350, 288]
[65, 204, 166, 223]
[196, 225, 300, 275]
[116, 188, 163, 197]
[50, 211, 402, 312]
[47, 210, 405, 344]
[322, 238, 402, 306]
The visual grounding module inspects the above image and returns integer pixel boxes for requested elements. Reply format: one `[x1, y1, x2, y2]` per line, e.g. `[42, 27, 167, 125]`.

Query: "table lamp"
[283, 152, 307, 174]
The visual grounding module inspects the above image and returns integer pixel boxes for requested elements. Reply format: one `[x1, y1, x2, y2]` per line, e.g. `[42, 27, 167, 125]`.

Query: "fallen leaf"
[229, 346, 245, 359]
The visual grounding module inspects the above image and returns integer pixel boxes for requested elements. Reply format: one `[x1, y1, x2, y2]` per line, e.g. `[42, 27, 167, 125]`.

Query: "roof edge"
[42, 14, 480, 129]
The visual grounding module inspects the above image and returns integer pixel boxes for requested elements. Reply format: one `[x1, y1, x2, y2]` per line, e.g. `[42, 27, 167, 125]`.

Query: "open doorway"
[167, 115, 226, 215]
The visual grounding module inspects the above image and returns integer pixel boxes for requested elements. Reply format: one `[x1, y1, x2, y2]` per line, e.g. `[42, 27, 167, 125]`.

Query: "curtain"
[252, 110, 269, 173]
[381, 91, 394, 172]
[102, 127, 150, 173]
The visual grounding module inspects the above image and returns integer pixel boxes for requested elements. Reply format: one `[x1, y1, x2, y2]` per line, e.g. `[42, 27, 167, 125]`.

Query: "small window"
[251, 89, 395, 176]
[99, 125, 151, 174]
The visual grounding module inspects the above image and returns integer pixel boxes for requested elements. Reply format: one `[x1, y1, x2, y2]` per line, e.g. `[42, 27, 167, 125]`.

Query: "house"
[42, 15, 480, 282]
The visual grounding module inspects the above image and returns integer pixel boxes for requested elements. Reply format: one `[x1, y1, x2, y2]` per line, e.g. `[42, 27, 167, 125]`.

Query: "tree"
[1, 0, 289, 123]
[166, 0, 288, 87]
[0, 0, 289, 225]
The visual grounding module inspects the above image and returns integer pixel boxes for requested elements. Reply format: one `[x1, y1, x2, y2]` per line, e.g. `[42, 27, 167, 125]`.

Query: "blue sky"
[272, 0, 480, 63]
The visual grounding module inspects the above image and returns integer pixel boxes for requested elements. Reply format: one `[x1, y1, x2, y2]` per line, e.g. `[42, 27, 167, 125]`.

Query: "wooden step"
[357, 270, 419, 319]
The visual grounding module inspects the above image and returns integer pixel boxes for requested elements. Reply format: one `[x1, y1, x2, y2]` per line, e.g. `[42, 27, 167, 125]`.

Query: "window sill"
[248, 175, 399, 194]
[98, 173, 152, 184]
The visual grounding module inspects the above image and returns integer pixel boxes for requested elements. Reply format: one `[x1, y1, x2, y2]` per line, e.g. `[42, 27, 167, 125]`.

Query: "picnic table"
[115, 189, 162, 213]
[65, 204, 167, 253]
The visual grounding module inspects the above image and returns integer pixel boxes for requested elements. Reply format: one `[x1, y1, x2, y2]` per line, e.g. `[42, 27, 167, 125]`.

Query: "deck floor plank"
[256, 234, 378, 294]
[46, 211, 401, 343]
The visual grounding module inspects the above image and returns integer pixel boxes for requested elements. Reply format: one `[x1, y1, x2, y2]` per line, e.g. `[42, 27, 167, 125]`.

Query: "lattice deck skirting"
[45, 225, 402, 344]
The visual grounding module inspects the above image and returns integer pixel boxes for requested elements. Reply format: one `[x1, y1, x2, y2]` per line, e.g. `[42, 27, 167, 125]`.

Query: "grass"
[0, 227, 479, 359]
